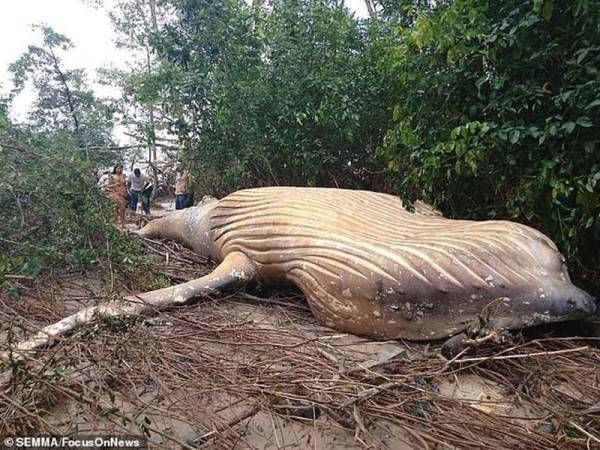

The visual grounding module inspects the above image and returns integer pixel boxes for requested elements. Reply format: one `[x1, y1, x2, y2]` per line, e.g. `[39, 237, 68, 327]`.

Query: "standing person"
[174, 166, 191, 210]
[127, 168, 149, 213]
[107, 165, 127, 226]
[141, 181, 153, 216]
[97, 170, 111, 192]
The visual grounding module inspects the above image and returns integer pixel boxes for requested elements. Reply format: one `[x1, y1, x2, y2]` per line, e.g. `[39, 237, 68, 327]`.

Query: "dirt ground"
[1, 208, 599, 449]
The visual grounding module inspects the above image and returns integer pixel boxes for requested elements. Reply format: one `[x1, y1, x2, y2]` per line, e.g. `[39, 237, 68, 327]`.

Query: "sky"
[0, 0, 131, 122]
[0, 0, 369, 140]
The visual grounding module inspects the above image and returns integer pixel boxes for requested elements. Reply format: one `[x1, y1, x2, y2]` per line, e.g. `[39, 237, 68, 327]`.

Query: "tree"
[0, 27, 142, 288]
[379, 0, 600, 289]
[105, 0, 180, 197]
[8, 24, 115, 159]
[152, 0, 394, 191]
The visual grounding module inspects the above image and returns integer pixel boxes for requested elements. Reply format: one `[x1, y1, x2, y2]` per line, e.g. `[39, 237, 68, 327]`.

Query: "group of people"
[98, 164, 192, 226]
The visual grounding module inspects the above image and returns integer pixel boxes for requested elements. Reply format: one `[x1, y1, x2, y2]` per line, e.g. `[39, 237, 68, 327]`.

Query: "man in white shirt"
[127, 168, 149, 212]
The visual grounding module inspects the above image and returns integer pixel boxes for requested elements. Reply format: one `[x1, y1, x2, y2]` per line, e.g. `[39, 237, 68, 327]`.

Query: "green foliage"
[104, 0, 600, 289]
[0, 138, 144, 287]
[72, 313, 144, 340]
[380, 0, 600, 285]
[145, 273, 172, 290]
[8, 24, 116, 151]
[0, 26, 145, 290]
[154, 0, 394, 190]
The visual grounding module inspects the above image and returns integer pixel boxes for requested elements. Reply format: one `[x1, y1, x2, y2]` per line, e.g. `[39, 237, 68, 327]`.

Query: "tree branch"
[364, 0, 376, 18]
[47, 47, 81, 143]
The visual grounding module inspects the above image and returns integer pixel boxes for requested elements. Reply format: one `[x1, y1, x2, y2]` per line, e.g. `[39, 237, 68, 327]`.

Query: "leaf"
[509, 129, 520, 144]
[585, 99, 600, 110]
[414, 16, 433, 49]
[542, 1, 554, 20]
[576, 48, 590, 64]
[585, 217, 594, 228]
[576, 117, 593, 128]
[475, 76, 487, 89]
[561, 122, 576, 133]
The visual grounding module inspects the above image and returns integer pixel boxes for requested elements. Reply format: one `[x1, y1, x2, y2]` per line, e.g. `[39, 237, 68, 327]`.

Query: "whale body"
[140, 187, 596, 340]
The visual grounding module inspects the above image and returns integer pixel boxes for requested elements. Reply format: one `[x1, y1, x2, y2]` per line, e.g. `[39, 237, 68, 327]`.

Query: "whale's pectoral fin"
[1, 252, 256, 362]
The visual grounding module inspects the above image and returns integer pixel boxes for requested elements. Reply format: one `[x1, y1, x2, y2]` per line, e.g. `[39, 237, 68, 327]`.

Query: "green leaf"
[542, 1, 554, 20]
[585, 99, 600, 110]
[562, 122, 576, 133]
[576, 48, 590, 64]
[414, 16, 434, 49]
[509, 129, 520, 144]
[585, 217, 594, 228]
[576, 117, 593, 128]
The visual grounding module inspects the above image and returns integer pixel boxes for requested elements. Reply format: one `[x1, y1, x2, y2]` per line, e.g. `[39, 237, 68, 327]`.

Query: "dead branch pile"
[1, 238, 599, 449]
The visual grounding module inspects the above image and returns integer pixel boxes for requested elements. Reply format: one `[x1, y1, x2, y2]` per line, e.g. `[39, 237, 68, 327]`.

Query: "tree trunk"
[145, 45, 159, 199]
[48, 47, 84, 156]
[137, 0, 160, 199]
[364, 0, 376, 18]
[149, 0, 158, 31]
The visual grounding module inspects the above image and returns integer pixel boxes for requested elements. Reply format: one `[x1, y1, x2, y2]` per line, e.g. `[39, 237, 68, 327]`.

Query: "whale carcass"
[3, 187, 596, 358]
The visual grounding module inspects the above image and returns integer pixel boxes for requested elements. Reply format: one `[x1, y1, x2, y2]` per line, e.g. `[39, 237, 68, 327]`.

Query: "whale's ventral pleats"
[203, 187, 596, 340]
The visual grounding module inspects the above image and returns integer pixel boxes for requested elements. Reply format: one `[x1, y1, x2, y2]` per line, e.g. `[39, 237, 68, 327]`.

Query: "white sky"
[0, 0, 133, 120]
[0, 0, 368, 142]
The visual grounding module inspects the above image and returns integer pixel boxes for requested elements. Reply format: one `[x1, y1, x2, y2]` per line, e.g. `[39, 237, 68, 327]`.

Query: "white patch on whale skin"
[484, 275, 495, 287]
[231, 269, 251, 280]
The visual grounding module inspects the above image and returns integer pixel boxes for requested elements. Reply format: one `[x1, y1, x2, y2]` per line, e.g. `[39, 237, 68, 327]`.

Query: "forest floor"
[1, 207, 600, 449]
